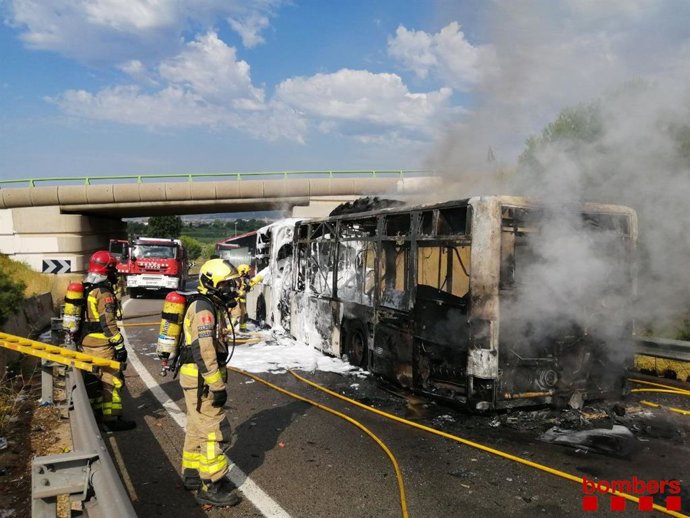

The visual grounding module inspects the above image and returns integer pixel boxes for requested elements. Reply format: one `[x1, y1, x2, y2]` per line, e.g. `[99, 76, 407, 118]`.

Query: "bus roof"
[300, 195, 636, 224]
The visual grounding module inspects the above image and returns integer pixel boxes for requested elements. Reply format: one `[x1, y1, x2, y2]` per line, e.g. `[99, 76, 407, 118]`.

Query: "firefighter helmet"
[88, 251, 118, 275]
[198, 259, 239, 301]
[237, 264, 251, 276]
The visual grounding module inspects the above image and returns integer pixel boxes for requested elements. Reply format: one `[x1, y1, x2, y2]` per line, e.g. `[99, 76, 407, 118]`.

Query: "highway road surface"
[108, 294, 690, 518]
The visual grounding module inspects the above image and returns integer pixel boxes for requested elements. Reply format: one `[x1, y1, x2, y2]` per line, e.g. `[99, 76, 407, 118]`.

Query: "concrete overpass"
[0, 171, 433, 273]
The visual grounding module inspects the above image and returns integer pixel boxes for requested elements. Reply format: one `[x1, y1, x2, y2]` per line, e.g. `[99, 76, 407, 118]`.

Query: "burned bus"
[252, 196, 638, 410]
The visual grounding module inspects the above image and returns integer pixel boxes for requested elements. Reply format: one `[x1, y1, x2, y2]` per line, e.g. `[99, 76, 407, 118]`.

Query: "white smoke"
[422, 2, 690, 337]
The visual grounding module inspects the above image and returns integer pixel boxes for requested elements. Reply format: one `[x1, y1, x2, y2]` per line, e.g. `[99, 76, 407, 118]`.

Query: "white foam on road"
[121, 299, 291, 518]
[229, 329, 367, 377]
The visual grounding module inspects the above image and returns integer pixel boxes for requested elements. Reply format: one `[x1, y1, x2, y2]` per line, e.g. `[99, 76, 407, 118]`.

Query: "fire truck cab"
[112, 237, 188, 298]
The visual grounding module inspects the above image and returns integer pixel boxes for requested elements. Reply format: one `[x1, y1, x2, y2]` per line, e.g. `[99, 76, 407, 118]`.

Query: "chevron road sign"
[42, 259, 72, 274]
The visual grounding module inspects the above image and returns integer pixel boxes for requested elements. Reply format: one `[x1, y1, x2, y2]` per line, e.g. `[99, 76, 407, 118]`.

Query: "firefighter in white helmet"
[178, 258, 241, 507]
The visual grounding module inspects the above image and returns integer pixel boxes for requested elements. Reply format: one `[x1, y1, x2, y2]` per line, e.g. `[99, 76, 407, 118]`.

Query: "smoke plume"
[422, 1, 690, 336]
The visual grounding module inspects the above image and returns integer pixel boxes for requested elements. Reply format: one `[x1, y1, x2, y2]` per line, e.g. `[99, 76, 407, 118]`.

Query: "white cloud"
[387, 22, 496, 91]
[228, 13, 270, 48]
[50, 33, 294, 137]
[53, 47, 453, 143]
[52, 85, 229, 127]
[5, 0, 285, 62]
[117, 60, 159, 86]
[158, 32, 265, 108]
[51, 84, 308, 143]
[83, 0, 177, 31]
[275, 69, 452, 134]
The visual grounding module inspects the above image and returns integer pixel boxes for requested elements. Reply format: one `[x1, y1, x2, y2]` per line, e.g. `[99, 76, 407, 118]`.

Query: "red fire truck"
[110, 237, 189, 298]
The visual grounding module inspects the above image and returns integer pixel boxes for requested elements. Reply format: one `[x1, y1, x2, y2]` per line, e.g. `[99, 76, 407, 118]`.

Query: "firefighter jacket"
[237, 273, 263, 303]
[81, 283, 123, 347]
[181, 297, 230, 391]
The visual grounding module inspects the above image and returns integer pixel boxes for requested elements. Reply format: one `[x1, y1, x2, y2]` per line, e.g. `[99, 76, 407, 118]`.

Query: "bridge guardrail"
[0, 169, 434, 187]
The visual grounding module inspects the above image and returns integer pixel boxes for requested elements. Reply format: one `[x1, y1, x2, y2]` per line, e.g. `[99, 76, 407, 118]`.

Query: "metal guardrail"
[0, 169, 433, 187]
[30, 328, 136, 518]
[633, 335, 690, 362]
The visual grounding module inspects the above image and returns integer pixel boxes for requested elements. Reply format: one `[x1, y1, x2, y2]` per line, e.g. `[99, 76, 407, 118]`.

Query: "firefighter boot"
[183, 469, 202, 491]
[196, 478, 241, 507]
[102, 417, 136, 432]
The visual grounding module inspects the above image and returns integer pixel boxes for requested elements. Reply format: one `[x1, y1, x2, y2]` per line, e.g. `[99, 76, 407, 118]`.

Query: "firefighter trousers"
[231, 300, 248, 331]
[80, 342, 123, 418]
[180, 367, 232, 482]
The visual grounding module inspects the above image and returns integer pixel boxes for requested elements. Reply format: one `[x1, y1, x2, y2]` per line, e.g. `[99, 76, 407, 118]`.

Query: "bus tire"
[343, 320, 368, 368]
[256, 295, 267, 328]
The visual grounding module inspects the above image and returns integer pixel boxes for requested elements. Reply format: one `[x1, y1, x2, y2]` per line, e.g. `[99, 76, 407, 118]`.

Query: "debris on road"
[539, 424, 638, 457]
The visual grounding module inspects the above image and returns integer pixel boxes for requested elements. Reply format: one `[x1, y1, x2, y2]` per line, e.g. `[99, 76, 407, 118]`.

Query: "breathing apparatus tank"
[62, 282, 84, 344]
[157, 291, 187, 376]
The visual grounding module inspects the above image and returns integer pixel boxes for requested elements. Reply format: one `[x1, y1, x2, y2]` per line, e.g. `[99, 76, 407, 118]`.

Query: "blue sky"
[1, 1, 688, 181]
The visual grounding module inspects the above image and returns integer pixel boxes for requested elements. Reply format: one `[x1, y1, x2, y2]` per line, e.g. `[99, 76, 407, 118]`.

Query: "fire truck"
[110, 237, 189, 298]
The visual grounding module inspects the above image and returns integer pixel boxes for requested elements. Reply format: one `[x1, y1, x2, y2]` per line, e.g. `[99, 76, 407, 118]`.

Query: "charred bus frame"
[278, 196, 638, 410]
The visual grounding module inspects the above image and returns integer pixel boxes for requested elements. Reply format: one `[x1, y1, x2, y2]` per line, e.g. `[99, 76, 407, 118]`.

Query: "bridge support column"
[0, 207, 126, 274]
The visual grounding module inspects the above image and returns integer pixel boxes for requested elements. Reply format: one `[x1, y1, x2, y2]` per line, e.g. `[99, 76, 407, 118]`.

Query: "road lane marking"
[121, 299, 291, 518]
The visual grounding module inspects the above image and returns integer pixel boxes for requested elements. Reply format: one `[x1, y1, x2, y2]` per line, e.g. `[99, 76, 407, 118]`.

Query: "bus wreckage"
[248, 195, 638, 410]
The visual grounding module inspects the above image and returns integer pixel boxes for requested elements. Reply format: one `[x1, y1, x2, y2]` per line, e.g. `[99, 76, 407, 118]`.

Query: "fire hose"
[226, 366, 689, 518]
[628, 378, 690, 416]
[227, 366, 409, 518]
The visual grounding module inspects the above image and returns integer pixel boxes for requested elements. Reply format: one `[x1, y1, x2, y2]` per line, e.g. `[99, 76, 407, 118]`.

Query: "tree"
[517, 101, 604, 177]
[179, 235, 203, 260]
[126, 220, 146, 238]
[0, 264, 26, 326]
[147, 215, 183, 239]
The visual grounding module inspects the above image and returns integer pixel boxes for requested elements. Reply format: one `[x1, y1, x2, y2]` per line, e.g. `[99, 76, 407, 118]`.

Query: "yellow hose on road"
[288, 370, 689, 518]
[628, 378, 690, 416]
[627, 378, 690, 396]
[228, 367, 409, 518]
[639, 400, 690, 416]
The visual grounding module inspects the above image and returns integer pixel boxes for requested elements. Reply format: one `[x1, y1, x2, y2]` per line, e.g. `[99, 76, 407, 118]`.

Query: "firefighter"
[79, 251, 135, 432]
[235, 263, 263, 334]
[179, 258, 241, 507]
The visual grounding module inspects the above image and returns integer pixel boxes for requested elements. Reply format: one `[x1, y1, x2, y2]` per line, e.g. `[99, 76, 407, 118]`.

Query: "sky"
[2, 1, 688, 182]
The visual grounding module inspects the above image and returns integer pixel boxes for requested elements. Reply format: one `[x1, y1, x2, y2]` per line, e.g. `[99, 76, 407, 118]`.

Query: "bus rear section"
[493, 200, 637, 409]
[283, 196, 637, 410]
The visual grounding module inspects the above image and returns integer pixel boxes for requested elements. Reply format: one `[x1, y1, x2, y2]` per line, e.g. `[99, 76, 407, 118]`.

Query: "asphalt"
[105, 294, 690, 518]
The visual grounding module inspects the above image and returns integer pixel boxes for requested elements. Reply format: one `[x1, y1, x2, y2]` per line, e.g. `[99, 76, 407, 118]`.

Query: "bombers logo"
[582, 476, 683, 512]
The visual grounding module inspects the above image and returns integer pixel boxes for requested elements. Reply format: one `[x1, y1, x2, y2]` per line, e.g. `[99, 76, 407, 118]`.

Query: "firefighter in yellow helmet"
[178, 258, 241, 507]
[79, 251, 135, 432]
[235, 263, 263, 333]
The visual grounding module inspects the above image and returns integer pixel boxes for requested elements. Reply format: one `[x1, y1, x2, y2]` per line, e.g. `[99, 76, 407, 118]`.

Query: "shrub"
[0, 256, 26, 325]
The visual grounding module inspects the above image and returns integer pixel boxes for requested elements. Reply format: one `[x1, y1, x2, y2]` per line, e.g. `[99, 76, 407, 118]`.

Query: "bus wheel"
[256, 295, 267, 328]
[344, 320, 368, 368]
